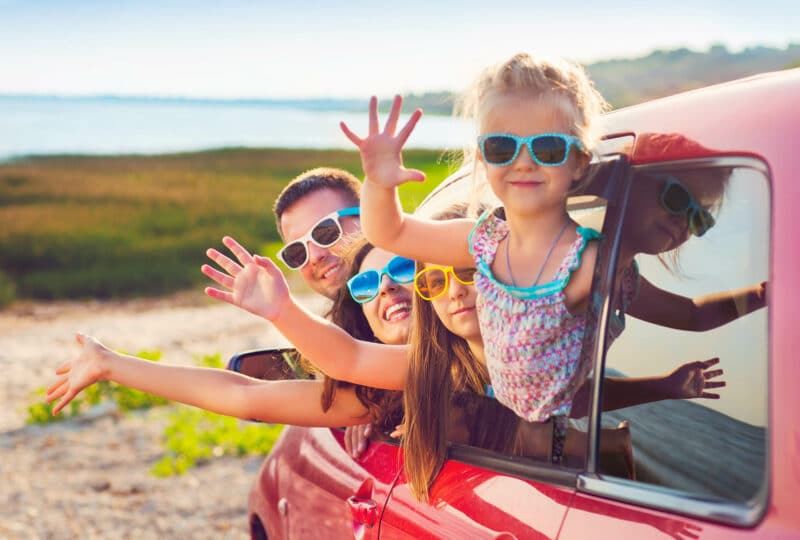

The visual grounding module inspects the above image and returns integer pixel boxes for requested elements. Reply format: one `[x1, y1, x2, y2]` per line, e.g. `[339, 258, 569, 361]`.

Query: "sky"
[1, 0, 798, 99]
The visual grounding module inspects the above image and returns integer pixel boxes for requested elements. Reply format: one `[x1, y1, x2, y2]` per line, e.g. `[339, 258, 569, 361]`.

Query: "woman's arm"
[341, 95, 474, 267]
[628, 276, 767, 331]
[47, 334, 371, 427]
[570, 358, 725, 418]
[203, 236, 408, 390]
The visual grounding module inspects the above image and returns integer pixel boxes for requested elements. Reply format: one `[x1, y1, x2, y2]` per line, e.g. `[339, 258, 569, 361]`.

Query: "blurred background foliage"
[0, 148, 454, 304]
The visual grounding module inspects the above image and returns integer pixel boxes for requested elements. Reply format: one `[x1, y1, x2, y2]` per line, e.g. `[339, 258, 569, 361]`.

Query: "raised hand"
[667, 357, 726, 399]
[202, 236, 290, 321]
[46, 333, 110, 415]
[340, 95, 426, 188]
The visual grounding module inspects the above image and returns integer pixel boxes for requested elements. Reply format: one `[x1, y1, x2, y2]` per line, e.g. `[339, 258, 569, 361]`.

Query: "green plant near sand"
[0, 148, 455, 303]
[28, 350, 285, 477]
[151, 408, 283, 477]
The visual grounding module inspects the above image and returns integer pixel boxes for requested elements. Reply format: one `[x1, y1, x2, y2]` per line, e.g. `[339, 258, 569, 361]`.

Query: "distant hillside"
[396, 43, 800, 112]
[587, 43, 800, 108]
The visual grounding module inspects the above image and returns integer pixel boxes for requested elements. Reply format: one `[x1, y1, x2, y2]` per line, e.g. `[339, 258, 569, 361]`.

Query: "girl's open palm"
[46, 333, 108, 415]
[340, 95, 426, 188]
[668, 357, 726, 399]
[202, 236, 289, 321]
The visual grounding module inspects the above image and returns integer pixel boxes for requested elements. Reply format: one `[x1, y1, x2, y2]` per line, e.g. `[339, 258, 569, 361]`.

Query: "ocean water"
[0, 96, 473, 160]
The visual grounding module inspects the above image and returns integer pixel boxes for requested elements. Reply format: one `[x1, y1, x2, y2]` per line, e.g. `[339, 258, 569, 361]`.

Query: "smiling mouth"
[319, 262, 341, 281]
[383, 301, 411, 322]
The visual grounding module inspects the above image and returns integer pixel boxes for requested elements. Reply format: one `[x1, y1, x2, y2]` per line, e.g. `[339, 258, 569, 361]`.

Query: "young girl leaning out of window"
[340, 53, 609, 460]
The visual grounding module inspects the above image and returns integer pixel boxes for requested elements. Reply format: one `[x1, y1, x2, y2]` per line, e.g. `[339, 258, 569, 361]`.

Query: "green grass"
[151, 408, 284, 477]
[0, 147, 457, 303]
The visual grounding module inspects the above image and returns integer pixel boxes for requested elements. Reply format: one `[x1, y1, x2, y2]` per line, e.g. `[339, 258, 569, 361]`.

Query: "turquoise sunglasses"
[659, 176, 715, 237]
[346, 255, 416, 304]
[478, 132, 584, 167]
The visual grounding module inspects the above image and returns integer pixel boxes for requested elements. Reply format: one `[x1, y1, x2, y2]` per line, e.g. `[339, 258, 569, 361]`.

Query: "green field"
[0, 148, 457, 304]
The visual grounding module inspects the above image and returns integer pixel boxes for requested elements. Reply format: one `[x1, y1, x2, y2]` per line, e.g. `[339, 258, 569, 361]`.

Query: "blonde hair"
[455, 53, 610, 210]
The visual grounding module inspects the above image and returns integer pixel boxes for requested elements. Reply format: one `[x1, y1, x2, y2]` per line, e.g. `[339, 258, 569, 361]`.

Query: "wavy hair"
[306, 236, 404, 431]
[401, 202, 496, 501]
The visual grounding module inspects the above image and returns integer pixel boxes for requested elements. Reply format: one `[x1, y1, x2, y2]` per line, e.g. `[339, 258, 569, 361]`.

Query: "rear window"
[589, 158, 770, 521]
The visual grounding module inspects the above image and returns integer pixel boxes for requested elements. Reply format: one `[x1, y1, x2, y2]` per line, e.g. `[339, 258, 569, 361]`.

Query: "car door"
[559, 69, 800, 540]
[560, 152, 773, 537]
[230, 350, 404, 540]
[252, 425, 403, 540]
[379, 442, 576, 539]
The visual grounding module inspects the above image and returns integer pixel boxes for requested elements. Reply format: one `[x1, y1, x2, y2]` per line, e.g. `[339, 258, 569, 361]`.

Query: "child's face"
[625, 171, 723, 255]
[478, 94, 587, 218]
[359, 248, 414, 345]
[425, 265, 482, 343]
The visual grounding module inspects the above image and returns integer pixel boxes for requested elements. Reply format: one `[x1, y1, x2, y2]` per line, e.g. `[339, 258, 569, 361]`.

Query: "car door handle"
[347, 495, 378, 527]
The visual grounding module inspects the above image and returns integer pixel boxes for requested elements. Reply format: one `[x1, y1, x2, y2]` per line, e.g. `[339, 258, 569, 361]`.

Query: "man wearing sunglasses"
[274, 167, 362, 299]
[273, 167, 378, 458]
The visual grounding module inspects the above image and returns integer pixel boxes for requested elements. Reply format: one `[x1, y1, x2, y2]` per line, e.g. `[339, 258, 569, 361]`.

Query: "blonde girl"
[340, 54, 609, 457]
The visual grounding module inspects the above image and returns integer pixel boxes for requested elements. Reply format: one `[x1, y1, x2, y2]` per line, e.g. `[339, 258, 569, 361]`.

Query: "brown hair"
[401, 202, 493, 501]
[311, 236, 403, 431]
[273, 167, 361, 237]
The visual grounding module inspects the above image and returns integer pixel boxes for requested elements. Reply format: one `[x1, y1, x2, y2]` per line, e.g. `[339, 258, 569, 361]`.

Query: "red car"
[233, 68, 799, 539]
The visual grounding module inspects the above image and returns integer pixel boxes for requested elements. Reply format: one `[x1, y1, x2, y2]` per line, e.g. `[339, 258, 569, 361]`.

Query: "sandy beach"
[0, 291, 326, 539]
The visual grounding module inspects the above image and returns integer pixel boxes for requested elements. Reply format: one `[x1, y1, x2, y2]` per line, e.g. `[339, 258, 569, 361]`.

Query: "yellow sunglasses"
[414, 266, 476, 301]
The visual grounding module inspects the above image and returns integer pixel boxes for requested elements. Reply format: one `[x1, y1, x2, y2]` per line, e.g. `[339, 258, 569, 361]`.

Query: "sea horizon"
[0, 95, 469, 161]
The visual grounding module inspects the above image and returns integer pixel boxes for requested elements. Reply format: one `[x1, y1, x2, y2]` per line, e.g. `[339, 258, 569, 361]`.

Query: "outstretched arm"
[203, 236, 407, 390]
[570, 358, 725, 417]
[629, 276, 767, 331]
[341, 95, 474, 267]
[46, 334, 371, 427]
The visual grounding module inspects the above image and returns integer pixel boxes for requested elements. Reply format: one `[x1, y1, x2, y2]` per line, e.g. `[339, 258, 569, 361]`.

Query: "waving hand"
[202, 236, 290, 321]
[46, 333, 109, 415]
[340, 95, 426, 188]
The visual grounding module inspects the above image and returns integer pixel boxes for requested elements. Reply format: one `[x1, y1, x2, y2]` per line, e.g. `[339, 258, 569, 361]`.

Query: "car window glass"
[595, 163, 769, 504]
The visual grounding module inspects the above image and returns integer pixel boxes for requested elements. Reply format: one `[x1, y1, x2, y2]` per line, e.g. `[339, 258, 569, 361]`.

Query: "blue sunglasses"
[346, 255, 416, 304]
[659, 176, 716, 237]
[478, 132, 584, 167]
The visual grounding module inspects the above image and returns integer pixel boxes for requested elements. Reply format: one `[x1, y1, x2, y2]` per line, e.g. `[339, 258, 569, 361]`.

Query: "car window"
[591, 160, 769, 513]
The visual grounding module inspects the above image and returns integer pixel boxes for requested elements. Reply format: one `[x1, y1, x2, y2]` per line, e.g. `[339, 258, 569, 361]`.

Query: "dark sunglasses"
[277, 207, 360, 269]
[346, 255, 416, 304]
[414, 266, 476, 301]
[659, 177, 715, 237]
[478, 132, 585, 167]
